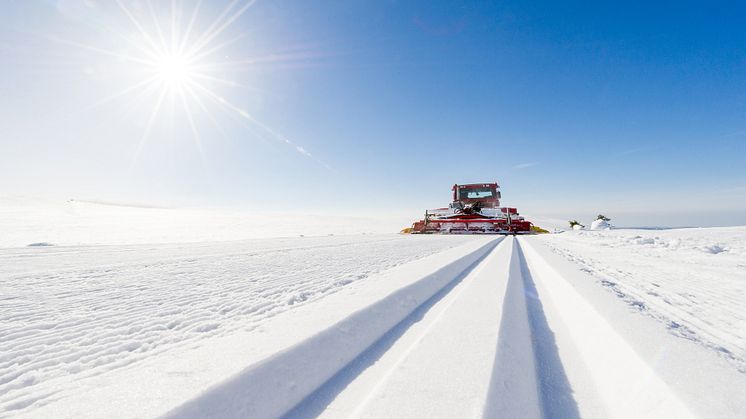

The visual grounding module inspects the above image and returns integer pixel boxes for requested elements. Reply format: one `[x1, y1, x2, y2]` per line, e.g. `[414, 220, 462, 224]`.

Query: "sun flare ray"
[70, 0, 329, 170]
[130, 84, 169, 171]
[89, 76, 160, 110]
[186, 0, 257, 58]
[170, 0, 180, 52]
[178, 88, 206, 159]
[178, 0, 203, 55]
[115, 0, 165, 56]
[52, 36, 155, 67]
[185, 0, 252, 57]
[147, 1, 170, 54]
[184, 83, 231, 139]
[186, 32, 249, 63]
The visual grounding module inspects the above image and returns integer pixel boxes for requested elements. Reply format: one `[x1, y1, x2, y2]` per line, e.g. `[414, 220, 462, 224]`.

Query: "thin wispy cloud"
[613, 145, 664, 157]
[513, 162, 538, 170]
[721, 128, 746, 138]
[615, 147, 647, 157]
[709, 183, 746, 196]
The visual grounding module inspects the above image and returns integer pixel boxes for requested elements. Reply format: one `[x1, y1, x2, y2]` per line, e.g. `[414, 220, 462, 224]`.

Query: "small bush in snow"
[531, 225, 550, 234]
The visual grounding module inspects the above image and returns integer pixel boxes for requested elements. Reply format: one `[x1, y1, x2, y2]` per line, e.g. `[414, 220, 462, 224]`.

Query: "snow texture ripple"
[0, 234, 474, 414]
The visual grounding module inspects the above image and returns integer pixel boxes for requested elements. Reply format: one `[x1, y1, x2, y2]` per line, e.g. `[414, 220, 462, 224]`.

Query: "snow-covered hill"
[0, 196, 410, 247]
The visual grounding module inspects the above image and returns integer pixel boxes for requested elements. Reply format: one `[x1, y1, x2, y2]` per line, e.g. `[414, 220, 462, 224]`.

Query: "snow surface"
[535, 227, 746, 373]
[3, 197, 746, 418]
[288, 237, 746, 419]
[309, 237, 514, 419]
[520, 238, 696, 418]
[590, 218, 611, 230]
[526, 215, 572, 232]
[0, 231, 478, 415]
[0, 196, 409, 248]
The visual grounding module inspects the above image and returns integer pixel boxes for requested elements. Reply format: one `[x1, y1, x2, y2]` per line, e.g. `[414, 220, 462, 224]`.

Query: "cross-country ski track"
[161, 236, 743, 419]
[4, 234, 746, 418]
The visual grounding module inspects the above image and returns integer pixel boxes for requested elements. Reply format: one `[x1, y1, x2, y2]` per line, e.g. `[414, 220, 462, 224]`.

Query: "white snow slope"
[2, 199, 746, 418]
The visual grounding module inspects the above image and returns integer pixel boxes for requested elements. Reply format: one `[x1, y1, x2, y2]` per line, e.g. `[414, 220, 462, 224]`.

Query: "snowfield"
[0, 234, 476, 415]
[0, 196, 410, 247]
[2, 198, 746, 418]
[536, 227, 746, 373]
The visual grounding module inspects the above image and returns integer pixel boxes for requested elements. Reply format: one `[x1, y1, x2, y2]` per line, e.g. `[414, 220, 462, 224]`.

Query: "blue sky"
[1, 0, 745, 226]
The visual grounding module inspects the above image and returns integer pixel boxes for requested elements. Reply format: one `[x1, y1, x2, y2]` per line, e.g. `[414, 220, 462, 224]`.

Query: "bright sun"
[61, 0, 327, 170]
[154, 54, 193, 87]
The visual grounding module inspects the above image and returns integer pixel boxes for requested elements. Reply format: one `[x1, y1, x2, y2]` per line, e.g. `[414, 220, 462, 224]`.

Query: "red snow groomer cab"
[410, 183, 533, 234]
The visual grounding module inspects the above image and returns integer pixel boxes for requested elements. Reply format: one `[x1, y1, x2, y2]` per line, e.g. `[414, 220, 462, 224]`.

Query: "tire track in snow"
[483, 239, 578, 418]
[518, 238, 695, 419]
[0, 234, 477, 415]
[4, 234, 717, 417]
[270, 237, 697, 418]
[288, 236, 512, 419]
[161, 238, 502, 419]
[536, 231, 746, 373]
